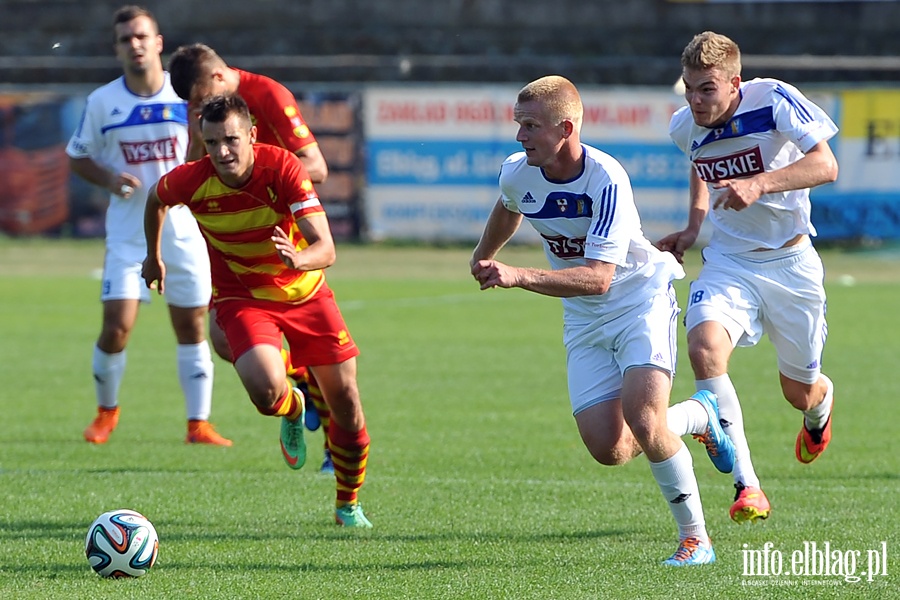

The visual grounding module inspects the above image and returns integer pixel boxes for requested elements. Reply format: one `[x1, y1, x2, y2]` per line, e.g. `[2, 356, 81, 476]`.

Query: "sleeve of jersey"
[772, 85, 839, 153]
[156, 165, 194, 207]
[668, 107, 692, 154]
[65, 96, 98, 158]
[284, 156, 324, 219]
[266, 82, 318, 154]
[497, 160, 522, 213]
[583, 178, 633, 266]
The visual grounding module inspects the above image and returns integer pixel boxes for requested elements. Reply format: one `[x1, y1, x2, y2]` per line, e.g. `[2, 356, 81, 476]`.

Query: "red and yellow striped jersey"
[157, 144, 326, 304]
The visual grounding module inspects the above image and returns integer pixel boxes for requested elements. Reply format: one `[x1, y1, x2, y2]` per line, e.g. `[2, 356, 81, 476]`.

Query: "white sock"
[92, 346, 125, 409]
[697, 375, 759, 489]
[667, 398, 709, 437]
[177, 342, 214, 421]
[648, 443, 708, 541]
[804, 374, 834, 431]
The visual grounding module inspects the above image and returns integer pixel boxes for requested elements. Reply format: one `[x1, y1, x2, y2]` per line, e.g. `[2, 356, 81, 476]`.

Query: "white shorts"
[565, 285, 679, 415]
[101, 213, 211, 308]
[684, 240, 827, 383]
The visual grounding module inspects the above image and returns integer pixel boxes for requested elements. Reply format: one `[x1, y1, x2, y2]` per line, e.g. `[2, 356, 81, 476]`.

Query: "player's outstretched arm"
[471, 198, 523, 270]
[658, 168, 708, 263]
[141, 184, 169, 294]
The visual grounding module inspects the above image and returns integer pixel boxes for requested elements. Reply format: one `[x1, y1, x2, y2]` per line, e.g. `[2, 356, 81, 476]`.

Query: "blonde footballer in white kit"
[471, 75, 736, 566]
[66, 5, 229, 446]
[660, 31, 839, 524]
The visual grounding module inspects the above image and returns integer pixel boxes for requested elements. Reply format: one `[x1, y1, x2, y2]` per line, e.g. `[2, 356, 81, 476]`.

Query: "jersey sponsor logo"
[521, 191, 535, 204]
[541, 233, 585, 259]
[693, 146, 765, 182]
[120, 136, 179, 164]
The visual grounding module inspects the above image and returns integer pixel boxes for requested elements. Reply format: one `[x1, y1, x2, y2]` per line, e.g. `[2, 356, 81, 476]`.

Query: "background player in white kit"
[659, 31, 839, 524]
[67, 5, 230, 446]
[470, 75, 736, 566]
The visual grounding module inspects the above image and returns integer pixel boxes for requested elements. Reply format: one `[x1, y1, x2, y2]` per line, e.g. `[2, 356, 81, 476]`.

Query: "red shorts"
[214, 287, 359, 367]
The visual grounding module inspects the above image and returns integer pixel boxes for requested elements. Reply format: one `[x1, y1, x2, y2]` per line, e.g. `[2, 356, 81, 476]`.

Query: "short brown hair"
[112, 5, 157, 35]
[200, 94, 252, 129]
[168, 43, 227, 101]
[517, 75, 583, 130]
[681, 31, 741, 77]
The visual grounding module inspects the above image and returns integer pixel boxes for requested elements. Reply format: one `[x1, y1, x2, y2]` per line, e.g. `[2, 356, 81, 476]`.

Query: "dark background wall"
[2, 0, 899, 86]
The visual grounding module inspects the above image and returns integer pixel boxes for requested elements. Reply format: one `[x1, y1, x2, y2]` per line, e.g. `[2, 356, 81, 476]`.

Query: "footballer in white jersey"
[669, 78, 838, 253]
[67, 73, 210, 305]
[499, 144, 684, 324]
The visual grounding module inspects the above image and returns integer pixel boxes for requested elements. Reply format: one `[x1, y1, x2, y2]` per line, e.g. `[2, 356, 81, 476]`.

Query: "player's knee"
[245, 383, 284, 415]
[580, 429, 637, 465]
[588, 443, 633, 466]
[688, 343, 728, 378]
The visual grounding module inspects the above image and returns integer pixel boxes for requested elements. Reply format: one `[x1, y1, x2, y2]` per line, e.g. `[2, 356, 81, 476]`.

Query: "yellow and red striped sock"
[328, 420, 369, 506]
[306, 374, 331, 449]
[256, 383, 303, 421]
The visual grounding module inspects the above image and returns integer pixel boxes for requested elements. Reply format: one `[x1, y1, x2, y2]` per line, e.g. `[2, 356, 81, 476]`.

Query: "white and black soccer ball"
[84, 509, 159, 578]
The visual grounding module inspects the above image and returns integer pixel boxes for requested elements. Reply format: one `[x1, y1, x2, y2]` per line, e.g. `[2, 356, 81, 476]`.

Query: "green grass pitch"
[0, 238, 897, 599]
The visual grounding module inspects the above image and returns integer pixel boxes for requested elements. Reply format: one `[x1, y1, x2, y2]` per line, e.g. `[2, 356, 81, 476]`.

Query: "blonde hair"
[517, 75, 583, 130]
[681, 31, 741, 77]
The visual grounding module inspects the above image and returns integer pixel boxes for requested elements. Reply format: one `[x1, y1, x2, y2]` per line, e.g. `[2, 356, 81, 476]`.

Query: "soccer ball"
[84, 509, 159, 578]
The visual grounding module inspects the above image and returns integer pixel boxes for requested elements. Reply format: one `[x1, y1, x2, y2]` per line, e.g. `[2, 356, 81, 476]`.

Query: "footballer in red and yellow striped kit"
[143, 94, 372, 527]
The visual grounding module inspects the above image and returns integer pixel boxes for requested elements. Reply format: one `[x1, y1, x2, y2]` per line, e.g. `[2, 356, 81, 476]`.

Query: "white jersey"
[66, 73, 196, 250]
[670, 78, 838, 253]
[499, 144, 684, 324]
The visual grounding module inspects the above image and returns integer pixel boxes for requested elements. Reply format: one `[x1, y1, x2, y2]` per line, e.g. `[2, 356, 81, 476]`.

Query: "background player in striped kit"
[660, 31, 839, 524]
[67, 5, 229, 446]
[168, 43, 334, 473]
[142, 94, 372, 527]
[471, 75, 736, 566]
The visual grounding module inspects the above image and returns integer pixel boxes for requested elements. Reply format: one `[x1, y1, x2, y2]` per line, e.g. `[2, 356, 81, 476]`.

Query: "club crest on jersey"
[693, 146, 765, 182]
[140, 106, 153, 121]
[556, 197, 568, 213]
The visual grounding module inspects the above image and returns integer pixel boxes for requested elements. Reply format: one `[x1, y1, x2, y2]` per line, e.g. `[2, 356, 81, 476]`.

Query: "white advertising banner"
[363, 85, 693, 244]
